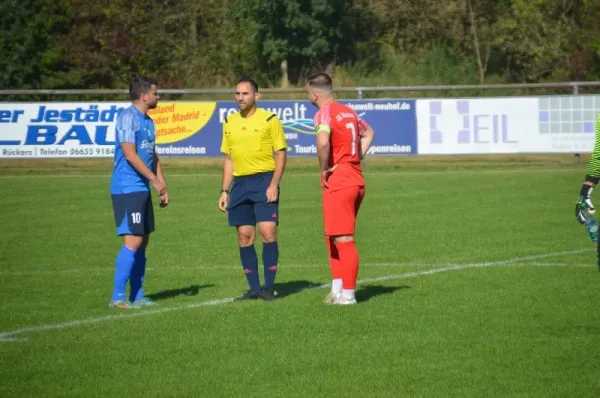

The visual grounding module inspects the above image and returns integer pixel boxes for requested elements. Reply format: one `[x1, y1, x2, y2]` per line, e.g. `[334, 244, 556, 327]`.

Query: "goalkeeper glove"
[576, 184, 595, 224]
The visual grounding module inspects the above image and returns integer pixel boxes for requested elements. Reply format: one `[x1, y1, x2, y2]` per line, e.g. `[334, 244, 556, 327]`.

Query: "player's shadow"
[147, 284, 214, 301]
[275, 280, 323, 299]
[355, 284, 410, 303]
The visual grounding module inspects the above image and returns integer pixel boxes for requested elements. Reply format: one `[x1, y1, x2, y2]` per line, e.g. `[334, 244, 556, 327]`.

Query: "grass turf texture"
[1, 155, 599, 397]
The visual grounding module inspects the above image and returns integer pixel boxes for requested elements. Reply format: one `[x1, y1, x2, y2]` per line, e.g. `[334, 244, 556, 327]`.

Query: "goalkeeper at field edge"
[576, 114, 600, 251]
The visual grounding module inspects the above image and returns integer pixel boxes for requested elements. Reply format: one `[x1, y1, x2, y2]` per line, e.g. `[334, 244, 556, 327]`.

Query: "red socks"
[325, 237, 343, 280]
[326, 239, 359, 290]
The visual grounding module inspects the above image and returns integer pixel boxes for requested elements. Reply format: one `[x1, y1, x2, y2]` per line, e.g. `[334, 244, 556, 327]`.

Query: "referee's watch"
[221, 189, 229, 194]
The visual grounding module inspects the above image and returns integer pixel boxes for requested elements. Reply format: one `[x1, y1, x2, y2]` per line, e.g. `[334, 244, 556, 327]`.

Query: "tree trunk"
[467, 0, 485, 84]
[280, 60, 289, 88]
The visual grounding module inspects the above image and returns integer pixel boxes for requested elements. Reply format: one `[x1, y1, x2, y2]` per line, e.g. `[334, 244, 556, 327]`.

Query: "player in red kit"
[307, 73, 375, 305]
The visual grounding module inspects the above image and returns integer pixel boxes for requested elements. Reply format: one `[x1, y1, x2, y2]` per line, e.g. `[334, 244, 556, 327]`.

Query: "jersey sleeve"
[220, 118, 230, 154]
[268, 114, 287, 151]
[116, 109, 137, 144]
[587, 113, 600, 177]
[357, 116, 370, 136]
[313, 107, 331, 134]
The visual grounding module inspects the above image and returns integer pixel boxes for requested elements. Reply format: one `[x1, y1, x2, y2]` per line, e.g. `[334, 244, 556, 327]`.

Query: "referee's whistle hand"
[266, 184, 278, 202]
[218, 192, 228, 212]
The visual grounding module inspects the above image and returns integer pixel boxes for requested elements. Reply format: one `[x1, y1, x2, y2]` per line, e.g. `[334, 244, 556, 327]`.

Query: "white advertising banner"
[416, 95, 599, 154]
[0, 102, 128, 158]
[524, 95, 597, 153]
[416, 97, 539, 154]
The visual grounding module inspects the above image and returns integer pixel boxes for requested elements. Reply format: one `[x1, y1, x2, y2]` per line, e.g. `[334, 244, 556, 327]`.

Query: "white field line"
[1, 251, 594, 277]
[0, 263, 471, 276]
[352, 250, 592, 285]
[509, 262, 591, 267]
[0, 168, 581, 180]
[0, 249, 592, 342]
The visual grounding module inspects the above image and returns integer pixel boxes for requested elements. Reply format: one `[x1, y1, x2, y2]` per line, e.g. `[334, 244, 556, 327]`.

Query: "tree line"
[1, 0, 599, 93]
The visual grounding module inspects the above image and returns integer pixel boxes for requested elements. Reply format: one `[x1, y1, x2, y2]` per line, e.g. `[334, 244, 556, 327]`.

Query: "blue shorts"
[228, 171, 279, 227]
[111, 191, 155, 236]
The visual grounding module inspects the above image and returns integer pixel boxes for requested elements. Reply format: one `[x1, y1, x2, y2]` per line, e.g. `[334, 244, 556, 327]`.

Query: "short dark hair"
[307, 73, 333, 91]
[129, 76, 158, 101]
[235, 77, 259, 93]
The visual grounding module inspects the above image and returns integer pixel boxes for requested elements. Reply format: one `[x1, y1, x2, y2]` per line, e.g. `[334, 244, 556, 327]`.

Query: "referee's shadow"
[274, 280, 323, 299]
[147, 284, 214, 301]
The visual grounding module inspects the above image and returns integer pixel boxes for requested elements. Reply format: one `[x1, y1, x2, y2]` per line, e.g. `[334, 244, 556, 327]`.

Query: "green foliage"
[337, 45, 478, 86]
[231, 0, 367, 84]
[1, 0, 599, 92]
[0, 0, 60, 89]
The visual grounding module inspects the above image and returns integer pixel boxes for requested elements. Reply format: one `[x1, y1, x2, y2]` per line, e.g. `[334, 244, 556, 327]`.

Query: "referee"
[218, 78, 288, 301]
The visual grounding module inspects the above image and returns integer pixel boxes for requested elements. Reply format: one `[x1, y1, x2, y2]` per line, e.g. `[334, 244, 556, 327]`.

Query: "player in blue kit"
[108, 76, 169, 309]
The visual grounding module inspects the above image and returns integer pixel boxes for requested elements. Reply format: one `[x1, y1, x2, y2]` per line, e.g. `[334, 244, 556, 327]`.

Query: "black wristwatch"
[221, 189, 229, 194]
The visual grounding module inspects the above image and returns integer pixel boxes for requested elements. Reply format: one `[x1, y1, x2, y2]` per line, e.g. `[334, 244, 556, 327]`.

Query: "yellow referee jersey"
[220, 108, 288, 176]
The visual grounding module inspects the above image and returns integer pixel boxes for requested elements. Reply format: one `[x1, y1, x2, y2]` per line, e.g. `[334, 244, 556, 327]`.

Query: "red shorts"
[322, 185, 365, 236]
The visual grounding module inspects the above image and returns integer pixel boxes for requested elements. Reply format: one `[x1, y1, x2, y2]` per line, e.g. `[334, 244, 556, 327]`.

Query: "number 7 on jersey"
[345, 122, 357, 156]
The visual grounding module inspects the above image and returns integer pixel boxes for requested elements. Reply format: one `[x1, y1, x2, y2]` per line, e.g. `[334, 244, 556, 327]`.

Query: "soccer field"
[1, 156, 599, 397]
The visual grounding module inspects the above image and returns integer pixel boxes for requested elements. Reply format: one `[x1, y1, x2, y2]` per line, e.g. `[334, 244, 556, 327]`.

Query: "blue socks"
[239, 245, 262, 292]
[111, 245, 136, 302]
[129, 248, 146, 302]
[239, 242, 279, 292]
[111, 246, 148, 303]
[262, 241, 278, 289]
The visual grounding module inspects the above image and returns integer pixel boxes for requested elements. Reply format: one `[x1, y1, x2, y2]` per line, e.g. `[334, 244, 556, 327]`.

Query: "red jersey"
[313, 102, 370, 191]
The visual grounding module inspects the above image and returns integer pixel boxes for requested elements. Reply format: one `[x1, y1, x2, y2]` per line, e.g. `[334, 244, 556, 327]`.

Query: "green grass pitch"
[1, 155, 599, 397]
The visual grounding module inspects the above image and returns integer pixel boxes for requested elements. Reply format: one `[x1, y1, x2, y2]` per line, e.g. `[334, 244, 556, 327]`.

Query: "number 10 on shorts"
[131, 212, 141, 224]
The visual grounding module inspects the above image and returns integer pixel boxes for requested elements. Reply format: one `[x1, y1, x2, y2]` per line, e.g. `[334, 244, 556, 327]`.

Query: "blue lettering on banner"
[0, 104, 125, 150]
[0, 110, 25, 123]
[23, 125, 114, 145]
[30, 105, 123, 123]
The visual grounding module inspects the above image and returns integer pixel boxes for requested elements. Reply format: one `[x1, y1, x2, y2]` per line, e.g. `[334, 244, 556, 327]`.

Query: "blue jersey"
[110, 105, 156, 194]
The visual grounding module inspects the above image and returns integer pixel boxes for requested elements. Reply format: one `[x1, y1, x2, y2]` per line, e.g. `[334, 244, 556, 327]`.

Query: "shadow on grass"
[147, 284, 214, 301]
[355, 284, 410, 303]
[274, 280, 323, 299]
